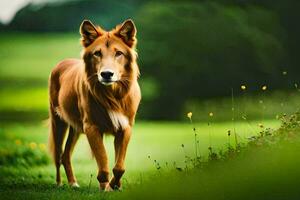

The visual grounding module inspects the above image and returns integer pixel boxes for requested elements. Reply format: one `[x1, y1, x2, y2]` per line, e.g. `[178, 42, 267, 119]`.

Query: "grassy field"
[0, 33, 300, 199]
[0, 33, 79, 81]
[1, 116, 300, 200]
[0, 119, 280, 199]
[123, 117, 300, 200]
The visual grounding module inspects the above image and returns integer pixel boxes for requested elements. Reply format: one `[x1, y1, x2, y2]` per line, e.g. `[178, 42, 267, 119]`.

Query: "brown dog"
[48, 19, 141, 191]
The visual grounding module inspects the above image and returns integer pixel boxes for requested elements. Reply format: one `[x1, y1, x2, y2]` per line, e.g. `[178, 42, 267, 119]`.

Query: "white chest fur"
[108, 110, 129, 130]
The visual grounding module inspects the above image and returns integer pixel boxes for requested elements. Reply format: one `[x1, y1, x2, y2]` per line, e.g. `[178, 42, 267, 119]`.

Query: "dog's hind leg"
[62, 126, 80, 187]
[49, 108, 68, 186]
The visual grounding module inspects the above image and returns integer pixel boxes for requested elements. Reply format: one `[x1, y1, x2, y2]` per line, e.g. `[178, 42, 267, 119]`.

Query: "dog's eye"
[115, 51, 123, 57]
[94, 50, 102, 57]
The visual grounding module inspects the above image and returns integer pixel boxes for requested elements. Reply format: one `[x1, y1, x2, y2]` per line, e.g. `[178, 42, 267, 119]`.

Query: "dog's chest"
[107, 110, 129, 131]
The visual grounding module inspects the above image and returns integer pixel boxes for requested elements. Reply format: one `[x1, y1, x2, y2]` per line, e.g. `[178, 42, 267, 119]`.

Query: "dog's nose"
[100, 71, 114, 79]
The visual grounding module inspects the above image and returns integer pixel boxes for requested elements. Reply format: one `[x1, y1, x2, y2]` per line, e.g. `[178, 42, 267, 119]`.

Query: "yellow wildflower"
[209, 112, 214, 117]
[241, 85, 246, 90]
[39, 143, 46, 151]
[15, 139, 22, 145]
[187, 112, 192, 119]
[29, 142, 37, 150]
[262, 85, 267, 91]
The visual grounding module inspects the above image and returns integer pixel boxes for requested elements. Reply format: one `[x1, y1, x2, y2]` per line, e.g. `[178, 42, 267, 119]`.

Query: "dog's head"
[80, 19, 138, 89]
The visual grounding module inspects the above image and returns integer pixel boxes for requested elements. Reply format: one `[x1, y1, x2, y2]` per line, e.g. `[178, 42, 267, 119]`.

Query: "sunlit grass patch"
[0, 87, 48, 112]
[0, 33, 79, 80]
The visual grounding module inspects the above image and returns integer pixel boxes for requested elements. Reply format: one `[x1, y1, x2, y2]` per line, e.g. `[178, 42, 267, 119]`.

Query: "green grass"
[121, 114, 300, 200]
[0, 33, 79, 81]
[124, 138, 300, 200]
[2, 116, 300, 200]
[0, 120, 279, 170]
[0, 88, 48, 111]
[0, 119, 279, 199]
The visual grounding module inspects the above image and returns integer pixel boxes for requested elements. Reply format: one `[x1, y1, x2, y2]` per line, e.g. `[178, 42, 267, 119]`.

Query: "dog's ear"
[80, 20, 101, 47]
[115, 19, 137, 47]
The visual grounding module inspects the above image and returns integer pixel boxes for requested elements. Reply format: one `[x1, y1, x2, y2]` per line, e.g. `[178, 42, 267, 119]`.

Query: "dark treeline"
[1, 0, 299, 120]
[1, 0, 146, 31]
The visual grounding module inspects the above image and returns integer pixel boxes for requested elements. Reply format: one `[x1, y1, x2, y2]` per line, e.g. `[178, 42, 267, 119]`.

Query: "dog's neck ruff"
[107, 110, 129, 131]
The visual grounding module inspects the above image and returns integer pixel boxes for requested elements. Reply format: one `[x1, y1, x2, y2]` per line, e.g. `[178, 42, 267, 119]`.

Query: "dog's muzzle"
[98, 70, 117, 86]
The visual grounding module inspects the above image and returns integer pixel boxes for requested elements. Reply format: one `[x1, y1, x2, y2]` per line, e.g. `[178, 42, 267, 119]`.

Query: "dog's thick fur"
[48, 19, 141, 191]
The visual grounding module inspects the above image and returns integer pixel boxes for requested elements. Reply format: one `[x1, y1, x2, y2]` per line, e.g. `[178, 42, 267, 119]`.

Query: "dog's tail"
[47, 114, 55, 159]
[48, 106, 68, 161]
[42, 117, 53, 158]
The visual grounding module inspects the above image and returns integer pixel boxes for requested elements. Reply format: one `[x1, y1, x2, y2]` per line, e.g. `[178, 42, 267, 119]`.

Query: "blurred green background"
[1, 0, 300, 121]
[0, 0, 300, 199]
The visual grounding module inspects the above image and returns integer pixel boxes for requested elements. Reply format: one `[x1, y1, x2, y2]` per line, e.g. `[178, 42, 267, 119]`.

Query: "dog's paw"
[109, 177, 122, 191]
[100, 182, 113, 192]
[69, 182, 80, 188]
[56, 182, 63, 187]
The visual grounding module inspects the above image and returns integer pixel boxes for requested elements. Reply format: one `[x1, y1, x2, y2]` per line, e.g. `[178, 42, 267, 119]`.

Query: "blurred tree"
[136, 1, 285, 119]
[5, 0, 146, 32]
[260, 0, 300, 82]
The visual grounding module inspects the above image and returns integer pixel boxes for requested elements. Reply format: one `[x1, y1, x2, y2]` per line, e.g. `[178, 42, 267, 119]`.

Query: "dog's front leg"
[84, 124, 111, 191]
[110, 127, 132, 190]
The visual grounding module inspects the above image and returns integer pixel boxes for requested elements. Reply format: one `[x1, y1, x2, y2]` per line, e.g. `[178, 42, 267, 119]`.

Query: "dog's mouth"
[100, 79, 116, 86]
